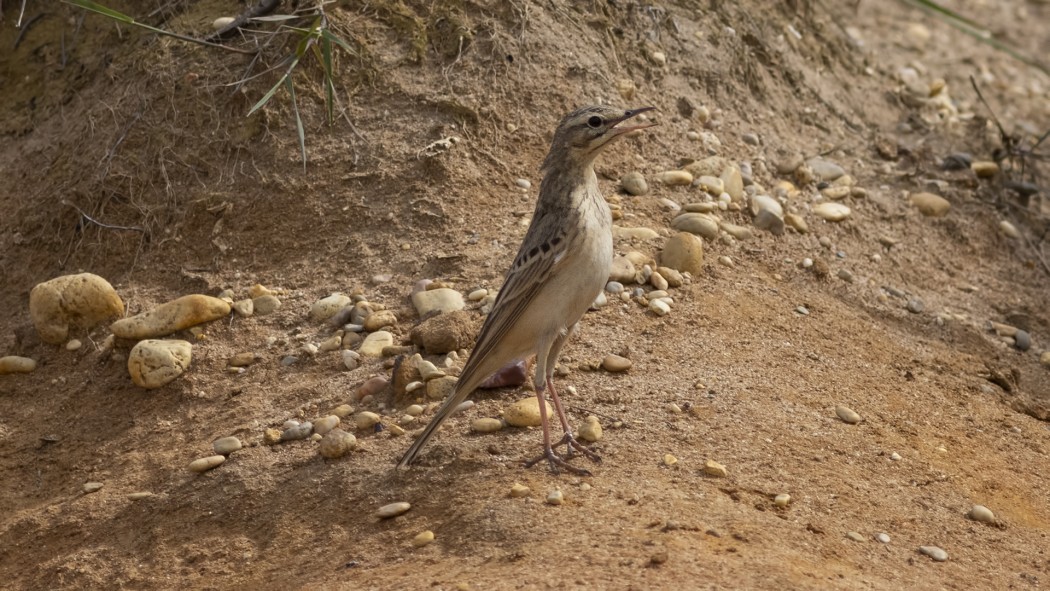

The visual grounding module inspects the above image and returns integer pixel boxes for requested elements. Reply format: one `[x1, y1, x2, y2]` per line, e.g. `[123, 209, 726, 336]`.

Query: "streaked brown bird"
[398, 105, 656, 474]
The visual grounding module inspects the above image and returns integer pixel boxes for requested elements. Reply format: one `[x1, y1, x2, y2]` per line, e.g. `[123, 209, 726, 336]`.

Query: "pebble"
[717, 256, 734, 267]
[127, 492, 154, 501]
[846, 531, 865, 542]
[546, 489, 564, 506]
[742, 132, 759, 145]
[785, 213, 808, 233]
[919, 545, 949, 562]
[263, 428, 282, 445]
[212, 436, 242, 455]
[753, 209, 785, 235]
[515, 178, 531, 189]
[606, 281, 625, 294]
[29, 273, 124, 344]
[332, 404, 354, 418]
[796, 306, 809, 315]
[890, 452, 902, 461]
[650, 272, 669, 291]
[309, 294, 351, 322]
[663, 454, 678, 466]
[612, 227, 660, 240]
[405, 404, 424, 417]
[906, 299, 925, 314]
[426, 375, 457, 400]
[66, 339, 82, 351]
[354, 411, 381, 430]
[1042, 351, 1050, 367]
[213, 16, 235, 30]
[412, 530, 435, 548]
[822, 186, 851, 200]
[837, 269, 854, 283]
[363, 310, 398, 332]
[774, 493, 791, 507]
[188, 455, 226, 473]
[621, 171, 648, 196]
[657, 170, 693, 186]
[510, 483, 531, 498]
[672, 213, 719, 240]
[505, 397, 553, 428]
[417, 360, 446, 381]
[0, 356, 37, 375]
[702, 459, 727, 477]
[319, 429, 357, 458]
[684, 201, 718, 213]
[813, 202, 851, 222]
[281, 422, 313, 441]
[112, 294, 230, 339]
[471, 417, 504, 433]
[410, 310, 476, 355]
[127, 339, 192, 389]
[968, 505, 995, 523]
[721, 165, 744, 201]
[910, 192, 951, 217]
[602, 354, 632, 372]
[253, 294, 282, 315]
[232, 298, 254, 317]
[660, 232, 704, 275]
[971, 161, 999, 178]
[377, 502, 411, 519]
[579, 415, 603, 442]
[411, 288, 464, 316]
[719, 221, 752, 240]
[649, 299, 671, 317]
[806, 157, 846, 181]
[998, 220, 1020, 239]
[359, 331, 394, 357]
[657, 267, 684, 287]
[835, 405, 862, 424]
[228, 352, 259, 367]
[1014, 330, 1031, 351]
[877, 533, 891, 543]
[314, 415, 341, 435]
[83, 482, 104, 493]
[697, 175, 725, 195]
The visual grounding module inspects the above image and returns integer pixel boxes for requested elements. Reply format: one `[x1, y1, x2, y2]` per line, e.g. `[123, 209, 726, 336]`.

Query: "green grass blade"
[65, 0, 135, 24]
[247, 54, 300, 116]
[287, 77, 307, 170]
[321, 29, 355, 54]
[319, 36, 335, 124]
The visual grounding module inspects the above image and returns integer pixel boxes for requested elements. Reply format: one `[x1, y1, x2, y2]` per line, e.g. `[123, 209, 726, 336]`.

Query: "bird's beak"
[609, 106, 658, 136]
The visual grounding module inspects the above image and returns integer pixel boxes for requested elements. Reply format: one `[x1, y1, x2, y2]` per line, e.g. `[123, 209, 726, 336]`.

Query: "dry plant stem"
[62, 200, 145, 233]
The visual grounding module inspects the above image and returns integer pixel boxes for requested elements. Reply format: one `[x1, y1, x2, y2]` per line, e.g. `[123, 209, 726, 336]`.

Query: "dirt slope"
[1, 1, 1048, 589]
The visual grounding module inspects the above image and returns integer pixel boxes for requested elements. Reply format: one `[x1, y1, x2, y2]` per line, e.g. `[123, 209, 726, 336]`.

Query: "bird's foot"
[523, 445, 593, 476]
[551, 432, 602, 464]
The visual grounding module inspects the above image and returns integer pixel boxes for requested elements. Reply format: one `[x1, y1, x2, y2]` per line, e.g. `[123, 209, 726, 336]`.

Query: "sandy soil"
[0, 1, 1048, 589]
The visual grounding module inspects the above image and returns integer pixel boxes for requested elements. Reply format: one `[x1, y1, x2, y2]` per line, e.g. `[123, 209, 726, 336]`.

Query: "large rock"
[309, 293, 351, 322]
[30, 273, 124, 344]
[111, 295, 231, 339]
[127, 339, 192, 388]
[660, 232, 704, 275]
[410, 310, 478, 354]
[411, 288, 464, 317]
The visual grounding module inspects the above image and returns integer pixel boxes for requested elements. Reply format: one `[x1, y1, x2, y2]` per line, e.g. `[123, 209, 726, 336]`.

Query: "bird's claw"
[551, 433, 602, 464]
[524, 445, 593, 476]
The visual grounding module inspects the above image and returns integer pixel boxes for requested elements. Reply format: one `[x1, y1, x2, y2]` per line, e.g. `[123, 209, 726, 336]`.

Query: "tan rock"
[672, 213, 719, 240]
[359, 331, 394, 357]
[309, 293, 351, 322]
[426, 375, 457, 400]
[657, 170, 693, 186]
[505, 397, 553, 428]
[128, 339, 192, 388]
[363, 310, 398, 332]
[608, 255, 637, 283]
[188, 455, 225, 473]
[971, 161, 999, 178]
[721, 165, 744, 202]
[683, 156, 727, 178]
[30, 273, 124, 344]
[910, 192, 950, 217]
[410, 310, 478, 355]
[813, 202, 851, 222]
[111, 295, 230, 339]
[411, 288, 464, 316]
[0, 356, 37, 375]
[319, 429, 357, 458]
[252, 294, 281, 315]
[660, 232, 704, 275]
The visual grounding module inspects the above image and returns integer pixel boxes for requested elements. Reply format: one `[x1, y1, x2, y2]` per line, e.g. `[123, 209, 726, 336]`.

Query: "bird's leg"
[546, 377, 601, 464]
[524, 341, 592, 476]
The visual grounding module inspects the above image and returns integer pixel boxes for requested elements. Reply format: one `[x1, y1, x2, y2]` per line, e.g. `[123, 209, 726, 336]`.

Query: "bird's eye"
[587, 115, 603, 128]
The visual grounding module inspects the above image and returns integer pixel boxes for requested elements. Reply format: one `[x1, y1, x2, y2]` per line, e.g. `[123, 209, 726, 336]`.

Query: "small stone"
[412, 530, 435, 548]
[515, 178, 531, 190]
[697, 175, 724, 195]
[622, 171, 648, 196]
[310, 294, 351, 322]
[252, 294, 282, 315]
[650, 272, 669, 291]
[510, 483, 531, 498]
[919, 545, 949, 562]
[359, 331, 394, 357]
[719, 221, 752, 240]
[112, 295, 230, 339]
[212, 436, 242, 455]
[354, 412, 381, 430]
[806, 157, 846, 181]
[363, 310, 398, 332]
[319, 429, 357, 458]
[672, 213, 719, 240]
[263, 428, 282, 445]
[649, 299, 671, 317]
[281, 422, 313, 441]
[546, 489, 564, 506]
[602, 354, 632, 372]
[579, 415, 603, 442]
[188, 455, 226, 473]
[906, 299, 925, 314]
[971, 161, 999, 178]
[998, 220, 1020, 239]
[505, 397, 553, 428]
[471, 417, 504, 433]
[314, 415, 341, 435]
[608, 256, 637, 283]
[467, 288, 488, 301]
[656, 267, 684, 287]
[813, 202, 851, 222]
[342, 350, 360, 371]
[213, 16, 235, 30]
[377, 502, 411, 519]
[127, 492, 154, 501]
[968, 505, 995, 524]
[66, 339, 82, 351]
[835, 405, 862, 424]
[332, 404, 354, 418]
[232, 299, 254, 317]
[1014, 330, 1031, 351]
[910, 192, 951, 217]
[1041, 351, 1050, 367]
[702, 459, 727, 477]
[785, 213, 809, 233]
[837, 269, 854, 283]
[721, 165, 744, 202]
[426, 375, 457, 400]
[411, 288, 465, 316]
[127, 339, 192, 389]
[753, 209, 784, 235]
[663, 454, 678, 466]
[405, 404, 425, 417]
[890, 452, 902, 461]
[774, 494, 791, 508]
[606, 281, 625, 294]
[657, 170, 693, 186]
[846, 531, 865, 542]
[876, 533, 891, 543]
[660, 232, 704, 275]
[83, 482, 104, 493]
[0, 356, 37, 375]
[416, 360, 445, 381]
[29, 273, 124, 344]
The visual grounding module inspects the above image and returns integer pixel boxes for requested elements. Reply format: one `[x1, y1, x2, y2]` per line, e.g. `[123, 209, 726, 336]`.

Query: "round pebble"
[649, 299, 671, 317]
[332, 404, 354, 418]
[774, 494, 791, 507]
[919, 545, 949, 562]
[621, 171, 649, 196]
[968, 505, 995, 523]
[212, 436, 242, 455]
[813, 202, 851, 222]
[579, 416, 603, 442]
[471, 417, 504, 433]
[998, 220, 1020, 239]
[354, 411, 381, 430]
[702, 459, 727, 477]
[510, 483, 531, 498]
[319, 429, 357, 459]
[546, 489, 564, 506]
[663, 454, 678, 466]
[281, 422, 313, 441]
[66, 339, 82, 351]
[890, 452, 902, 461]
[515, 178, 531, 189]
[412, 530, 435, 547]
[877, 533, 891, 543]
[313, 415, 341, 435]
[83, 482, 104, 493]
[835, 405, 862, 424]
[846, 531, 865, 542]
[127, 492, 154, 501]
[602, 354, 632, 372]
[505, 397, 552, 428]
[1014, 330, 1031, 351]
[188, 455, 226, 473]
[377, 502, 411, 519]
[906, 299, 925, 314]
[467, 288, 488, 301]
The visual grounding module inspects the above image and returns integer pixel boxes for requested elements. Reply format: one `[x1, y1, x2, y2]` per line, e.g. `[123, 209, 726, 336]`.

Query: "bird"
[398, 105, 656, 474]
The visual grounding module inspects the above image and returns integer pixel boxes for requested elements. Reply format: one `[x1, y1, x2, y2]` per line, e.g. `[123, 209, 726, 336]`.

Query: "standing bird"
[398, 105, 656, 474]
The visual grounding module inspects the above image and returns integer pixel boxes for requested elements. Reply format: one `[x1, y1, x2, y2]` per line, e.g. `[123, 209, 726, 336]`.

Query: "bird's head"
[543, 105, 657, 170]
